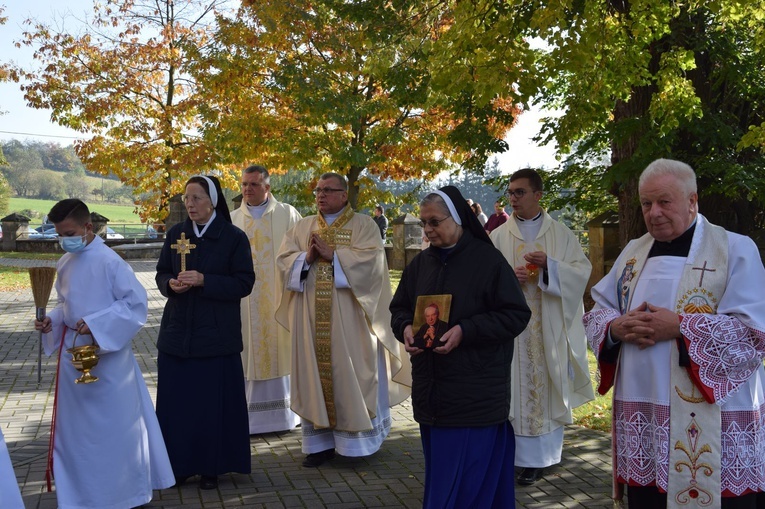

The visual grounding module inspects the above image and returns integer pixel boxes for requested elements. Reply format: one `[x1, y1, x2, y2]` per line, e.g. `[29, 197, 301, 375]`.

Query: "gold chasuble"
[276, 206, 410, 432]
[313, 206, 354, 427]
[231, 198, 301, 381]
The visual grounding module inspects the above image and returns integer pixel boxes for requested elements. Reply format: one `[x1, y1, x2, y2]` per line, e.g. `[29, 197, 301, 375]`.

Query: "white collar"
[193, 211, 217, 238]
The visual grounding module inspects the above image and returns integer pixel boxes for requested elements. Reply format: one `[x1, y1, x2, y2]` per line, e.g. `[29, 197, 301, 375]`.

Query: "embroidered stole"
[512, 238, 546, 435]
[314, 205, 354, 429]
[615, 220, 728, 507]
[242, 209, 278, 378]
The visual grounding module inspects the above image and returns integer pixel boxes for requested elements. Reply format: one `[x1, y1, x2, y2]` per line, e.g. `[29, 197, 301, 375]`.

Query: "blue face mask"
[59, 234, 88, 253]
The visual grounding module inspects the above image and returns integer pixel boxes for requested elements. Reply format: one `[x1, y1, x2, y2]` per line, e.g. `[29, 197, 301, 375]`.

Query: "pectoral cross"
[692, 260, 716, 286]
[170, 232, 196, 272]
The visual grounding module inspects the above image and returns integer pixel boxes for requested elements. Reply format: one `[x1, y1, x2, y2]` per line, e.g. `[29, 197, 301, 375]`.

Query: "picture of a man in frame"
[412, 298, 450, 349]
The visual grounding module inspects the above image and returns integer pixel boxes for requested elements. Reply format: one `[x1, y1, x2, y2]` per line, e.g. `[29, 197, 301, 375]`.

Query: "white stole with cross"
[615, 216, 728, 507]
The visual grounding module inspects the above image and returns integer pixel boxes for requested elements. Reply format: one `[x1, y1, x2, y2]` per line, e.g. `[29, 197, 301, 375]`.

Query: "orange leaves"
[18, 0, 229, 223]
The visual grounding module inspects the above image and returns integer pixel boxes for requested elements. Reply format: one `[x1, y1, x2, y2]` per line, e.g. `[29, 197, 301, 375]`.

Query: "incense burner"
[67, 333, 100, 384]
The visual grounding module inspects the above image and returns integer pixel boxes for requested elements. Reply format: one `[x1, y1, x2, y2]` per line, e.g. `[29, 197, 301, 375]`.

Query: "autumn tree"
[540, 1, 765, 242]
[194, 0, 520, 209]
[424, 1, 765, 243]
[17, 0, 234, 222]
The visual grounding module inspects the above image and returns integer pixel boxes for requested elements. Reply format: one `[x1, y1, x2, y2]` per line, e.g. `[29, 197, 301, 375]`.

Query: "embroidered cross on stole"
[612, 219, 728, 507]
[667, 222, 727, 508]
[314, 205, 354, 429]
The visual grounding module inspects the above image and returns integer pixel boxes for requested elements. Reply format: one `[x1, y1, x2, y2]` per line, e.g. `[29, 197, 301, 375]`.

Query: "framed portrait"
[411, 294, 452, 349]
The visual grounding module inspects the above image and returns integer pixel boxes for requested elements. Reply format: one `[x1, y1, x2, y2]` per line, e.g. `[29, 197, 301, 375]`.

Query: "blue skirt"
[421, 421, 515, 509]
[156, 352, 251, 477]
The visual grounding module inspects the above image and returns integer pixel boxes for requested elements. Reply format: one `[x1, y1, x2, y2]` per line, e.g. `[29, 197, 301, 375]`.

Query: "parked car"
[34, 224, 59, 238]
[106, 227, 124, 239]
[29, 225, 58, 239]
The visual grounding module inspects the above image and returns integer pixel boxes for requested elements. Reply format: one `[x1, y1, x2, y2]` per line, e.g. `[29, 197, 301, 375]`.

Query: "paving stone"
[0, 256, 618, 508]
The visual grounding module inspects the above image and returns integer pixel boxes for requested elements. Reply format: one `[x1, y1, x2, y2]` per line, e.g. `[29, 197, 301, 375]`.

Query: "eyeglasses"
[419, 216, 453, 228]
[313, 187, 345, 196]
[505, 188, 528, 199]
[182, 194, 209, 204]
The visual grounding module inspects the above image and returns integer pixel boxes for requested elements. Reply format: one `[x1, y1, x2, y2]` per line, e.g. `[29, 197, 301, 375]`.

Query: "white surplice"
[42, 236, 174, 509]
[585, 215, 765, 499]
[232, 197, 302, 434]
[0, 428, 24, 509]
[490, 211, 594, 468]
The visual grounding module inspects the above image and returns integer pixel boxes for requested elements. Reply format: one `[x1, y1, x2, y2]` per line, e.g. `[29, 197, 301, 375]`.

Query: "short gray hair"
[639, 159, 697, 195]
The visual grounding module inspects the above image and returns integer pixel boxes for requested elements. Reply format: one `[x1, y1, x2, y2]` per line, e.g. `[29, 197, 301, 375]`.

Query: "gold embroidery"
[516, 242, 546, 434]
[243, 212, 276, 378]
[313, 205, 354, 428]
[673, 415, 715, 506]
[676, 287, 718, 316]
[674, 383, 707, 404]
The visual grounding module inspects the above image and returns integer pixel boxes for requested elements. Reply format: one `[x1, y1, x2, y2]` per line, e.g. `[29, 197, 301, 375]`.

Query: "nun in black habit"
[155, 175, 254, 490]
[390, 185, 531, 508]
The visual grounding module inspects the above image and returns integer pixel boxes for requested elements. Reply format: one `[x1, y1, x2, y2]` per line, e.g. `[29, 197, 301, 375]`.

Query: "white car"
[106, 227, 124, 239]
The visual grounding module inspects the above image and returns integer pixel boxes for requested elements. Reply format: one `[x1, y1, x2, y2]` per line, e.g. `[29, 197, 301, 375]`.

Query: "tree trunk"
[610, 87, 652, 248]
[346, 165, 363, 210]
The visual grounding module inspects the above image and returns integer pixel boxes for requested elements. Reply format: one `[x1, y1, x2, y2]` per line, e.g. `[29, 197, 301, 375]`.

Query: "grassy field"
[8, 197, 142, 224]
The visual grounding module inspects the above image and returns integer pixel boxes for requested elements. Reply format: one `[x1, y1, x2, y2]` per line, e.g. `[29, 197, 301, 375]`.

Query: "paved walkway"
[0, 257, 617, 508]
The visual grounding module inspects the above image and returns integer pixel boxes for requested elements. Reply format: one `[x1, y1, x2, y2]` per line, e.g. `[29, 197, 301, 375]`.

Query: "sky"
[0, 0, 560, 173]
[0, 0, 93, 143]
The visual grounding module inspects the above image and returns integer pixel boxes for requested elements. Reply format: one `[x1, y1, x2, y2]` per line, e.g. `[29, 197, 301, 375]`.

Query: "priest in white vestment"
[490, 168, 594, 486]
[275, 172, 410, 468]
[231, 165, 303, 434]
[35, 199, 174, 509]
[584, 159, 765, 508]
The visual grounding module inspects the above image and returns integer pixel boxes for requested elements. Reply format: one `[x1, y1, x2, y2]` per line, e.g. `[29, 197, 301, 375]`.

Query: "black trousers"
[628, 486, 765, 509]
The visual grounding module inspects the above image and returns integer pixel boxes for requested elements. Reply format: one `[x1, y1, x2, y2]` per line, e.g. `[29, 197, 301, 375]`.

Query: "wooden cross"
[170, 232, 196, 272]
[692, 260, 716, 286]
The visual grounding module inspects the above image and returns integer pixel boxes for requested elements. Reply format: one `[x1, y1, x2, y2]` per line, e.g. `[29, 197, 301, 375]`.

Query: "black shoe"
[302, 449, 335, 468]
[174, 475, 189, 487]
[199, 475, 218, 490]
[517, 467, 544, 486]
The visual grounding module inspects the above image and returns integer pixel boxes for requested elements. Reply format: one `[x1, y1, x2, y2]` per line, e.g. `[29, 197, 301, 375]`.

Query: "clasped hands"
[403, 324, 463, 356]
[305, 233, 334, 265]
[169, 270, 204, 293]
[610, 302, 682, 350]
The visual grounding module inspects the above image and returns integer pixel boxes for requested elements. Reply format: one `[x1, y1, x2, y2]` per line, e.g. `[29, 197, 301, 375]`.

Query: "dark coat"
[390, 229, 531, 427]
[156, 217, 255, 358]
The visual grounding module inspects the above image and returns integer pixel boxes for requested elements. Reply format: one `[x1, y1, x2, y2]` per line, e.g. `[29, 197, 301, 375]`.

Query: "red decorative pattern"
[614, 399, 765, 495]
[681, 314, 765, 403]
